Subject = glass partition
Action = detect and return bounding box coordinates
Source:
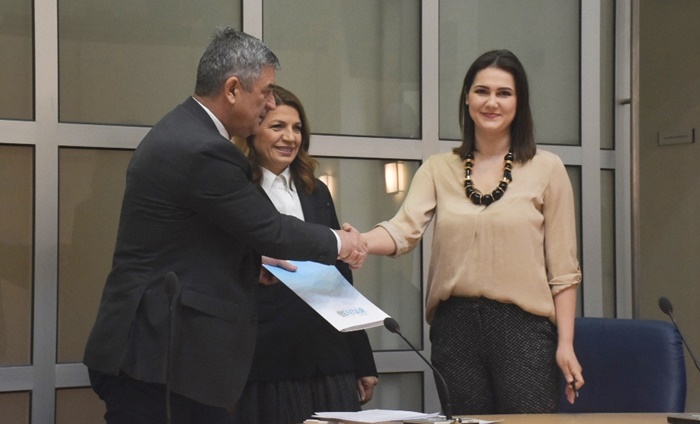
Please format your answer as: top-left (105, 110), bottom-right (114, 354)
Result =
top-left (56, 388), bottom-right (105, 424)
top-left (564, 165), bottom-right (583, 315)
top-left (439, 0), bottom-right (580, 145)
top-left (601, 0), bottom-right (616, 150)
top-left (58, 148), bottom-right (133, 362)
top-left (264, 0), bottom-right (421, 138)
top-left (58, 1), bottom-right (242, 126)
top-left (0, 391), bottom-right (30, 424)
top-left (601, 169), bottom-right (616, 317)
top-left (0, 145), bottom-right (33, 366)
top-left (0, 0), bottom-right (33, 120)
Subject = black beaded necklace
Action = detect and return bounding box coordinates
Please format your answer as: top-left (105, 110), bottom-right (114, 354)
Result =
top-left (463, 149), bottom-right (514, 206)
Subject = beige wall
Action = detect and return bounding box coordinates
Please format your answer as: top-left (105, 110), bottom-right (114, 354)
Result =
top-left (639, 0), bottom-right (700, 411)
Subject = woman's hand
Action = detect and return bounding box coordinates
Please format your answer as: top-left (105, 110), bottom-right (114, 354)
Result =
top-left (356, 376), bottom-right (379, 404)
top-left (557, 343), bottom-right (584, 404)
top-left (553, 286), bottom-right (583, 404)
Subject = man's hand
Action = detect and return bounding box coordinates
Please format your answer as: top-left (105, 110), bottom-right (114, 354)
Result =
top-left (336, 223), bottom-right (368, 270)
top-left (258, 256), bottom-right (297, 286)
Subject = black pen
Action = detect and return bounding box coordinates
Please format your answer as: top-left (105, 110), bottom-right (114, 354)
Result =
top-left (570, 378), bottom-right (579, 398)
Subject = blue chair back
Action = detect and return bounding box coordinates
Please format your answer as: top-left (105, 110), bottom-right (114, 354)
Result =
top-left (558, 317), bottom-right (686, 413)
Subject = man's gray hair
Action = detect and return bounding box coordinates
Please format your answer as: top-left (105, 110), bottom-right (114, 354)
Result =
top-left (195, 27), bottom-right (280, 96)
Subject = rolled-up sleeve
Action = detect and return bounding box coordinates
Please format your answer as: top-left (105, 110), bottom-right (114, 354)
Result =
top-left (375, 162), bottom-right (437, 258)
top-left (543, 157), bottom-right (582, 296)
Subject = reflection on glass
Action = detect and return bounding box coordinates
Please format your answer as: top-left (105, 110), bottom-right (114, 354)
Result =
top-left (384, 161), bottom-right (407, 194)
top-left (361, 372), bottom-right (423, 411)
top-left (0, 0), bottom-right (33, 120)
top-left (566, 165), bottom-right (583, 315)
top-left (601, 170), bottom-right (615, 317)
top-left (58, 1), bottom-right (242, 126)
top-left (0, 391), bottom-right (29, 424)
top-left (439, 0), bottom-right (580, 145)
top-left (58, 148), bottom-right (133, 363)
top-left (316, 157), bottom-right (423, 350)
top-left (264, 0), bottom-right (421, 138)
top-left (0, 145), bottom-right (33, 366)
top-left (56, 388), bottom-right (105, 424)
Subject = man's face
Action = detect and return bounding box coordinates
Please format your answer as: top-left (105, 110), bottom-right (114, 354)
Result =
top-left (229, 66), bottom-right (277, 138)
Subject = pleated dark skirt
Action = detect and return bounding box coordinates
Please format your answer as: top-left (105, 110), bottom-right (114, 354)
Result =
top-left (228, 372), bottom-right (360, 424)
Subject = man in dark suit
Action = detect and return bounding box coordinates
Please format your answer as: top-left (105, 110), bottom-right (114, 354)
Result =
top-left (83, 28), bottom-right (367, 424)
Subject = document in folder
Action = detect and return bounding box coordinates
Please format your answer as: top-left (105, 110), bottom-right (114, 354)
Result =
top-left (262, 260), bottom-right (389, 332)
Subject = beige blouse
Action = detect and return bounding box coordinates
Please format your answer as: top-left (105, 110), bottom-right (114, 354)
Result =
top-left (377, 149), bottom-right (581, 324)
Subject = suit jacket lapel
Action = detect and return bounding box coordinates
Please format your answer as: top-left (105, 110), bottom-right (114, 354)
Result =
top-left (297, 187), bottom-right (316, 223)
top-left (183, 96), bottom-right (253, 180)
top-left (182, 97), bottom-right (219, 133)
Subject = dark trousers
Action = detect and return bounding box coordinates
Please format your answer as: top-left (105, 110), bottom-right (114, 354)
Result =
top-left (89, 369), bottom-right (230, 424)
top-left (430, 296), bottom-right (559, 415)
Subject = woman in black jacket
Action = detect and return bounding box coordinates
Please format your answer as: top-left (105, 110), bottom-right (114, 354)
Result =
top-left (230, 86), bottom-right (378, 424)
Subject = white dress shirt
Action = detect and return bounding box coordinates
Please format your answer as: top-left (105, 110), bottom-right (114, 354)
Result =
top-left (259, 167), bottom-right (305, 221)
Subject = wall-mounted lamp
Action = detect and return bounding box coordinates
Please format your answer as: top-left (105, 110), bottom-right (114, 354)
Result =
top-left (384, 161), bottom-right (406, 194)
top-left (319, 173), bottom-right (336, 199)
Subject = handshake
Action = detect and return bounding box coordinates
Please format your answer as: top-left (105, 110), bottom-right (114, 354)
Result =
top-left (260, 223), bottom-right (371, 286)
top-left (261, 224), bottom-right (393, 285)
top-left (336, 223), bottom-right (369, 270)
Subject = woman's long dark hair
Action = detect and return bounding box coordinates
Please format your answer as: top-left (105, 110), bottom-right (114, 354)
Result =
top-left (453, 49), bottom-right (536, 162)
top-left (244, 85), bottom-right (318, 194)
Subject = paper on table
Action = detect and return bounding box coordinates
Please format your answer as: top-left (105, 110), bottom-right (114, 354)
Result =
top-left (262, 260), bottom-right (389, 332)
top-left (311, 409), bottom-right (500, 424)
top-left (312, 409), bottom-right (441, 423)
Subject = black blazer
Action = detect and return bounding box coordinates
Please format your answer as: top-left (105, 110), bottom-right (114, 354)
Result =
top-left (248, 179), bottom-right (377, 381)
top-left (83, 97), bottom-right (338, 408)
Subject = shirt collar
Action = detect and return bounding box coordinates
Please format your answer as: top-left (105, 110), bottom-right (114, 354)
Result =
top-left (260, 166), bottom-right (294, 192)
top-left (192, 97), bottom-right (230, 140)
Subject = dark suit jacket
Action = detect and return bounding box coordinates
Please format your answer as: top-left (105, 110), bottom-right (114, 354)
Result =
top-left (83, 97), bottom-right (338, 408)
top-left (248, 179), bottom-right (377, 382)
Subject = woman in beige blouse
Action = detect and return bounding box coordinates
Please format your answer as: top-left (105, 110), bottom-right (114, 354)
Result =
top-left (363, 49), bottom-right (584, 414)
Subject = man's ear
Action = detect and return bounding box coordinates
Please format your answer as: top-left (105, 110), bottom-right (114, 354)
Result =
top-left (224, 76), bottom-right (240, 104)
